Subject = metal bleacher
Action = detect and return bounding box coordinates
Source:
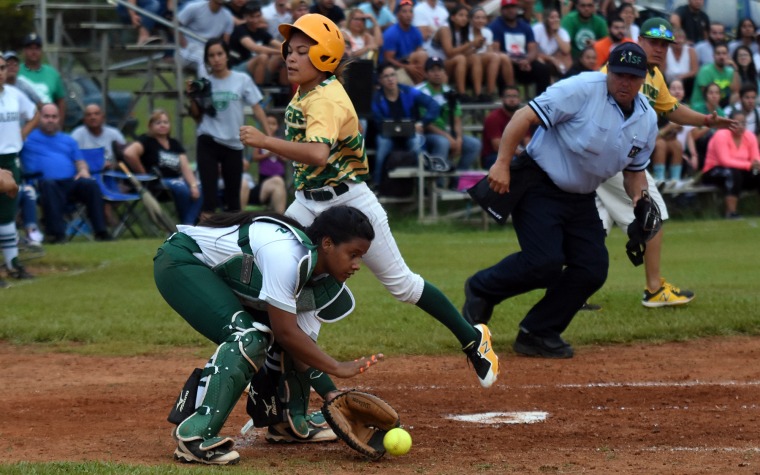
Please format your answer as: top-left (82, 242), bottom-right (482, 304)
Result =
top-left (19, 0), bottom-right (209, 144)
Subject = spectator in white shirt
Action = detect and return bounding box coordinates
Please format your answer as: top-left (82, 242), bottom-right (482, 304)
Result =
top-left (262, 0), bottom-right (292, 41)
top-left (71, 104), bottom-right (127, 170)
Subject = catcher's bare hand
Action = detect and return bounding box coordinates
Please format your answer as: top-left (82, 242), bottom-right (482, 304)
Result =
top-left (335, 353), bottom-right (384, 378)
top-left (239, 125), bottom-right (266, 148)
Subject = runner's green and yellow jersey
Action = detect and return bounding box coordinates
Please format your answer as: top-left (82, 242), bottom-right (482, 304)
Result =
top-left (285, 76), bottom-right (369, 190)
top-left (601, 64), bottom-right (679, 117)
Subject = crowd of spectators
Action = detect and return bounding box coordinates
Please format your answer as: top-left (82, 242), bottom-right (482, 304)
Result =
top-left (4, 0), bottom-right (760, 281)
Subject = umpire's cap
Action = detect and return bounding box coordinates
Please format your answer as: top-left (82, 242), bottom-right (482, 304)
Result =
top-left (608, 43), bottom-right (648, 78)
top-left (640, 18), bottom-right (675, 43)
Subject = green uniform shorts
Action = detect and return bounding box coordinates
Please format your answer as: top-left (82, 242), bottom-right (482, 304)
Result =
top-left (154, 233), bottom-right (259, 344)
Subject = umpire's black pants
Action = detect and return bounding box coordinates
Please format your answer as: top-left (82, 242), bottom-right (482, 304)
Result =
top-left (469, 179), bottom-right (608, 339)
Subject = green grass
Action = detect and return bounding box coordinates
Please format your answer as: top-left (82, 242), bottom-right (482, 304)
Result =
top-left (0, 461), bottom-right (272, 474)
top-left (3, 216), bottom-right (760, 360)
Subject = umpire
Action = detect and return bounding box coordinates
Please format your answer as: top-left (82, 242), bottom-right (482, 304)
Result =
top-left (463, 43), bottom-right (658, 358)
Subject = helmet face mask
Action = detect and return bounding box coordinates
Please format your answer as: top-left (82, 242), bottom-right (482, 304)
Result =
top-left (279, 14), bottom-right (345, 73)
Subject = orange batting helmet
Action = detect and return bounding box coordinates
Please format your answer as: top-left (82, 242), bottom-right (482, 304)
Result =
top-left (279, 13), bottom-right (345, 73)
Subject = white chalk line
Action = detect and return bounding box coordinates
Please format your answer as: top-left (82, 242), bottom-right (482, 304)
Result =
top-left (642, 446), bottom-right (760, 453)
top-left (355, 380), bottom-right (760, 391)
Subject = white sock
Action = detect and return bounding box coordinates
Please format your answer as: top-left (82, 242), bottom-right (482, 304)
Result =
top-left (0, 222), bottom-right (19, 269)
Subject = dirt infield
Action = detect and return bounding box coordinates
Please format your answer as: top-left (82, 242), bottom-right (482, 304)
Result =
top-left (4, 337), bottom-right (760, 473)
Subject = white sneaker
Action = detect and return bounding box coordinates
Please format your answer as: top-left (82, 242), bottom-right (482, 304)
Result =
top-left (27, 228), bottom-right (44, 247)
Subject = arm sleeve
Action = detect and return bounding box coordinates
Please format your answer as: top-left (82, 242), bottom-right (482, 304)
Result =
top-left (529, 74), bottom-right (588, 129)
top-left (256, 237), bottom-right (302, 314)
top-left (650, 69), bottom-right (680, 116)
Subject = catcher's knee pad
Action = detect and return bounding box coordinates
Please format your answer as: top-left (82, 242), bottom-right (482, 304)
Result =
top-left (177, 327), bottom-right (268, 442)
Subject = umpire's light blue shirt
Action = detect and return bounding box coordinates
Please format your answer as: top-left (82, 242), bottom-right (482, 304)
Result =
top-left (526, 72), bottom-right (657, 194)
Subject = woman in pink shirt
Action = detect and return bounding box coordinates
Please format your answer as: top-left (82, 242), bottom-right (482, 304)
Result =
top-left (703, 110), bottom-right (760, 218)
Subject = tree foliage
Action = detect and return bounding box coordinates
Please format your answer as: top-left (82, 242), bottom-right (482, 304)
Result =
top-left (0, 1), bottom-right (35, 52)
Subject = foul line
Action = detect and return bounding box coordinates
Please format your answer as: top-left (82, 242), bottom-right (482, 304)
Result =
top-left (356, 380), bottom-right (760, 391)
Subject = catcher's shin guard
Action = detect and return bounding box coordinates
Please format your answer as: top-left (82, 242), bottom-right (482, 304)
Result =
top-left (177, 325), bottom-right (267, 443)
top-left (280, 366), bottom-right (313, 438)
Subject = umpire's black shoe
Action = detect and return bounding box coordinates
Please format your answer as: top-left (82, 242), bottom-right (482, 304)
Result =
top-left (462, 277), bottom-right (494, 325)
top-left (513, 330), bottom-right (574, 359)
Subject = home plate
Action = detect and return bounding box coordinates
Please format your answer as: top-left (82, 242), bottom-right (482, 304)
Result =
top-left (446, 411), bottom-right (549, 425)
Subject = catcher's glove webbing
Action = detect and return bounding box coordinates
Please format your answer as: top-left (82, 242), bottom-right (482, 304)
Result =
top-left (322, 390), bottom-right (400, 460)
top-left (625, 190), bottom-right (663, 266)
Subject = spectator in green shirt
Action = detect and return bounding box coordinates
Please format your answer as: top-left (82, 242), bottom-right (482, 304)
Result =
top-left (17, 33), bottom-right (66, 127)
top-left (560, 0), bottom-right (608, 59)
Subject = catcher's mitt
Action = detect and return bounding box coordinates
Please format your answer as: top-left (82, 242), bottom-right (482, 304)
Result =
top-left (626, 190), bottom-right (663, 266)
top-left (322, 390), bottom-right (400, 460)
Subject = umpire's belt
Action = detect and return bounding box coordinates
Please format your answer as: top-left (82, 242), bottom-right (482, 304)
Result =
top-left (302, 182), bottom-right (349, 201)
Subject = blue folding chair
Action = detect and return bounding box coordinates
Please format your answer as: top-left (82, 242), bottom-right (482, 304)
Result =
top-left (79, 147), bottom-right (145, 239)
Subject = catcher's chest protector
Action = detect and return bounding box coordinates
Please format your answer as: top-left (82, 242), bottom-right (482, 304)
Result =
top-left (211, 217), bottom-right (318, 309)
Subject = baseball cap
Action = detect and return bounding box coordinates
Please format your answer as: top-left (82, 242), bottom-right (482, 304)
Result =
top-left (640, 17), bottom-right (675, 43)
top-left (22, 33), bottom-right (43, 47)
top-left (607, 43), bottom-right (648, 77)
top-left (425, 57), bottom-right (445, 71)
top-left (242, 0), bottom-right (261, 14)
top-left (394, 0), bottom-right (413, 13)
top-left (3, 51), bottom-right (19, 61)
top-left (501, 0), bottom-right (518, 6)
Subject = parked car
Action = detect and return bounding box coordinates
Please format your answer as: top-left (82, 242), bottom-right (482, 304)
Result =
top-left (64, 76), bottom-right (137, 138)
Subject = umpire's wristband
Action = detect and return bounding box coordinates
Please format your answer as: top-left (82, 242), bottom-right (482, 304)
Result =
top-left (306, 367), bottom-right (337, 398)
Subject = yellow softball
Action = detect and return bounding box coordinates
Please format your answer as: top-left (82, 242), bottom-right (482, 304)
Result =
top-left (383, 427), bottom-right (412, 456)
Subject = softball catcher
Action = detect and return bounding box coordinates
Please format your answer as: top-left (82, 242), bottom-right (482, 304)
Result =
top-left (155, 206), bottom-right (382, 465)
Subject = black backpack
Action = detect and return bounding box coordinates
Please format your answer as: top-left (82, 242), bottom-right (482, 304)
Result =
top-left (378, 150), bottom-right (418, 197)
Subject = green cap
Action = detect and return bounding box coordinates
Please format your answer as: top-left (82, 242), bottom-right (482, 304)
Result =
top-left (640, 17), bottom-right (675, 43)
